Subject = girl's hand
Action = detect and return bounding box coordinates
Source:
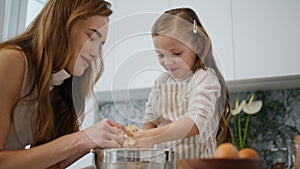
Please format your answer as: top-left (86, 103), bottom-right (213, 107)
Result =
top-left (134, 137), bottom-right (155, 148)
top-left (133, 130), bottom-right (143, 138)
top-left (133, 130), bottom-right (155, 148)
top-left (83, 118), bottom-right (125, 149)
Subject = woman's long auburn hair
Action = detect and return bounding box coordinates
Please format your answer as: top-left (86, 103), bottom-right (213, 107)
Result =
top-left (0, 0), bottom-right (112, 146)
top-left (152, 8), bottom-right (232, 145)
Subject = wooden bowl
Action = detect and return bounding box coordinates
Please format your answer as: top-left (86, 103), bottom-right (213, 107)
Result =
top-left (178, 158), bottom-right (264, 169)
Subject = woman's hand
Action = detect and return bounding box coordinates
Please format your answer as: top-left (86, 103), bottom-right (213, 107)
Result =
top-left (83, 118), bottom-right (125, 149)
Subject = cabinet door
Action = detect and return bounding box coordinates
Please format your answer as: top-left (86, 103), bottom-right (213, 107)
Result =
top-left (170, 0), bottom-right (235, 81)
top-left (102, 0), bottom-right (169, 91)
top-left (232, 0), bottom-right (300, 79)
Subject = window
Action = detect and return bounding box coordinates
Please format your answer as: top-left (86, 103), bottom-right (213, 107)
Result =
top-left (25, 0), bottom-right (46, 27)
top-left (0, 0), bottom-right (46, 41)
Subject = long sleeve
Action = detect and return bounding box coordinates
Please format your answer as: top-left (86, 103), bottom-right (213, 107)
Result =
top-left (143, 73), bottom-right (167, 127)
top-left (184, 68), bottom-right (221, 142)
top-left (143, 89), bottom-right (160, 126)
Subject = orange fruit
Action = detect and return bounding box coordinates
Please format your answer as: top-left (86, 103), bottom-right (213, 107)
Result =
top-left (238, 148), bottom-right (260, 160)
top-left (213, 143), bottom-right (239, 159)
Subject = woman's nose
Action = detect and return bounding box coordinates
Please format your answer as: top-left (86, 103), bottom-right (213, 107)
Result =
top-left (90, 49), bottom-right (99, 59)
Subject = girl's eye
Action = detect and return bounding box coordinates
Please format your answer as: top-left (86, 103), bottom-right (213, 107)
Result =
top-left (157, 54), bottom-right (164, 58)
top-left (173, 52), bottom-right (181, 56)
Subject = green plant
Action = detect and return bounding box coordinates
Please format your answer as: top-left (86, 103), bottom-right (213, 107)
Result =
top-left (231, 94), bottom-right (263, 150)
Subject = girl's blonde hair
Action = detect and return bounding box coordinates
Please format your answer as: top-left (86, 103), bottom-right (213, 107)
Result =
top-left (152, 8), bottom-right (232, 145)
top-left (0, 0), bottom-right (112, 146)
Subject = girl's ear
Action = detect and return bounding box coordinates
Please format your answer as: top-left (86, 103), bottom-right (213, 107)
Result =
top-left (194, 38), bottom-right (203, 57)
top-left (194, 34), bottom-right (210, 60)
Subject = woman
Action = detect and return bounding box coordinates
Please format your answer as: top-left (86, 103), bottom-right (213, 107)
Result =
top-left (0, 0), bottom-right (125, 168)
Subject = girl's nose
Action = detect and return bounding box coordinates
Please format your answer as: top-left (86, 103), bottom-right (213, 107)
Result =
top-left (164, 56), bottom-right (175, 66)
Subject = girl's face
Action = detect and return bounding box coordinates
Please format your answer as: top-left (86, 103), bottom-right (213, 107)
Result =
top-left (153, 35), bottom-right (196, 79)
top-left (67, 15), bottom-right (109, 76)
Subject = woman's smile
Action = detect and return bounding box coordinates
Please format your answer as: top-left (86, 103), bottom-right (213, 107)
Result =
top-left (80, 55), bottom-right (91, 68)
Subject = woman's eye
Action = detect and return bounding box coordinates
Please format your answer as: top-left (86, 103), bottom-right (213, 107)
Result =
top-left (87, 34), bottom-right (94, 41)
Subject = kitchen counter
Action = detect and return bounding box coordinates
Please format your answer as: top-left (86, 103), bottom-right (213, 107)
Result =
top-left (96, 74), bottom-right (300, 103)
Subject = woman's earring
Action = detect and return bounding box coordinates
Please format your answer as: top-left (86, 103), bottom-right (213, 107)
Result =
top-left (193, 19), bottom-right (197, 34)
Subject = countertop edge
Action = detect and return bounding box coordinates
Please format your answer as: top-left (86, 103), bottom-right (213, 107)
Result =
top-left (95, 75), bottom-right (300, 103)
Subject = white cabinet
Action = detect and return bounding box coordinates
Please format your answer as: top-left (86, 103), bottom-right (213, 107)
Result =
top-left (95, 0), bottom-right (169, 92)
top-left (96, 0), bottom-right (235, 92)
top-left (94, 0), bottom-right (116, 92)
top-left (95, 0), bottom-right (300, 92)
top-left (170, 0), bottom-right (235, 81)
top-left (231, 0), bottom-right (300, 80)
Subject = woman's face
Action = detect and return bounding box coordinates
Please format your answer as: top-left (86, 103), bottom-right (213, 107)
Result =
top-left (67, 15), bottom-right (109, 76)
top-left (153, 35), bottom-right (196, 79)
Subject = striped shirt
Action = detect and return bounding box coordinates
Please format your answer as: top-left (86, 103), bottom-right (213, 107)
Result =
top-left (143, 68), bottom-right (222, 163)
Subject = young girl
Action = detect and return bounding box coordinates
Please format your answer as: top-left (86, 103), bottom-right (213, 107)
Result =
top-left (135, 7), bottom-right (232, 161)
top-left (0, 0), bottom-right (126, 168)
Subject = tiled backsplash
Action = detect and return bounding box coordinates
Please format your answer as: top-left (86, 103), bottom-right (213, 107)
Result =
top-left (230, 89), bottom-right (300, 168)
top-left (96, 88), bottom-right (300, 169)
top-left (97, 99), bottom-right (147, 129)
